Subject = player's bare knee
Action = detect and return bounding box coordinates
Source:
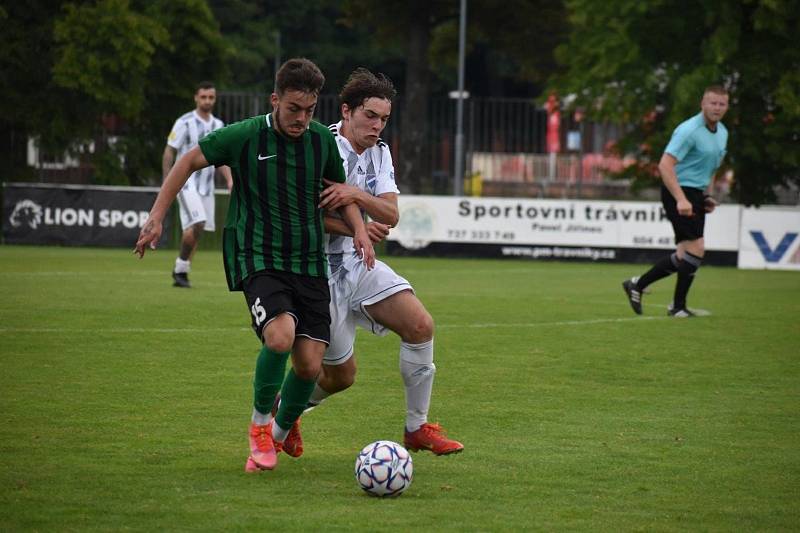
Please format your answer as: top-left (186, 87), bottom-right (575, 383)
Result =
top-left (262, 314), bottom-right (295, 352)
top-left (293, 360), bottom-right (321, 381)
top-left (334, 369), bottom-right (356, 391)
top-left (262, 326), bottom-right (294, 353)
top-left (420, 311), bottom-right (434, 338)
top-left (405, 311), bottom-right (434, 344)
top-left (325, 359), bottom-right (356, 392)
top-left (264, 335), bottom-right (293, 353)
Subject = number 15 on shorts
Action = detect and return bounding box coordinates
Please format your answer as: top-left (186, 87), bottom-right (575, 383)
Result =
top-left (251, 297), bottom-right (267, 326)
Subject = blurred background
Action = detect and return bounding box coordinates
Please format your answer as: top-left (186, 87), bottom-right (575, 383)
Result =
top-left (2, 0), bottom-right (798, 205)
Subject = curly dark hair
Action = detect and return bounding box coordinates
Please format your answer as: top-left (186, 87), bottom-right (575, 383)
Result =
top-left (275, 58), bottom-right (325, 96)
top-left (339, 68), bottom-right (396, 110)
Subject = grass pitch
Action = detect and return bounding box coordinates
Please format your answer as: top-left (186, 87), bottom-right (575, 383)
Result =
top-left (1, 245), bottom-right (799, 531)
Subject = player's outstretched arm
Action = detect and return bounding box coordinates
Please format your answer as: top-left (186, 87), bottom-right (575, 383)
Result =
top-left (324, 215), bottom-right (390, 245)
top-left (135, 146), bottom-right (210, 258)
top-left (323, 214), bottom-right (352, 237)
top-left (319, 180), bottom-right (363, 210)
top-left (320, 179), bottom-right (398, 226)
top-left (361, 192), bottom-right (398, 227)
top-left (339, 203), bottom-right (375, 270)
top-left (365, 221), bottom-right (391, 243)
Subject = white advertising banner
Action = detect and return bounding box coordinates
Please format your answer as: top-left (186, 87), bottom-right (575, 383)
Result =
top-left (388, 196), bottom-right (739, 255)
top-left (738, 206), bottom-right (800, 270)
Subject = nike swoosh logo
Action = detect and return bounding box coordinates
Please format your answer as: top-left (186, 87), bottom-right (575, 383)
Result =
top-left (258, 154), bottom-right (276, 160)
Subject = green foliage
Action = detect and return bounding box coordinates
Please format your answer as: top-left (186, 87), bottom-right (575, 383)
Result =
top-left (143, 0), bottom-right (229, 100)
top-left (53, 0), bottom-right (168, 118)
top-left (0, 0), bottom-right (228, 186)
top-left (0, 1), bottom-right (90, 167)
top-left (551, 0), bottom-right (800, 205)
top-left (342, 0), bottom-right (566, 95)
top-left (207, 0), bottom-right (277, 90)
top-left (90, 142), bottom-right (131, 185)
top-left (120, 0), bottom-right (230, 184)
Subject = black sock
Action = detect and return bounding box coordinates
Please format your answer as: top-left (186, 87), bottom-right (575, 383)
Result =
top-left (673, 252), bottom-right (702, 309)
top-left (636, 253), bottom-right (680, 291)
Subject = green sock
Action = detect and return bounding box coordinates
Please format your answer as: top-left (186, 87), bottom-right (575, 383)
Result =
top-left (275, 368), bottom-right (317, 431)
top-left (253, 346), bottom-right (290, 415)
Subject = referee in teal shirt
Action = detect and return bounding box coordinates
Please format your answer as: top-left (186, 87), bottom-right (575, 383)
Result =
top-left (624, 85), bottom-right (730, 317)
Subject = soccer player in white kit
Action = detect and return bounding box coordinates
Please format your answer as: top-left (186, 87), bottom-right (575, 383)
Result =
top-left (279, 68), bottom-right (463, 456)
top-left (163, 81), bottom-right (232, 288)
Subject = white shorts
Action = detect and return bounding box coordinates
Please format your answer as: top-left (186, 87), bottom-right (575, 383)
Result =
top-left (324, 253), bottom-right (413, 365)
top-left (177, 188), bottom-right (215, 231)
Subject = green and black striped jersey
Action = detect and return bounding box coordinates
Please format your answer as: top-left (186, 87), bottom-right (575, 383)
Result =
top-left (199, 113), bottom-right (346, 290)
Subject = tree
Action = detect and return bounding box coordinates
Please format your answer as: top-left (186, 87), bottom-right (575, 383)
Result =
top-left (550, 0), bottom-right (800, 205)
top-left (0, 0), bottom-right (228, 186)
top-left (207, 0), bottom-right (278, 90)
top-left (341, 0), bottom-right (567, 193)
top-left (125, 0), bottom-right (229, 185)
top-left (0, 0), bottom-right (88, 181)
top-left (54, 1), bottom-right (168, 119)
top-left (52, 0), bottom-right (229, 185)
top-left (428, 1), bottom-right (567, 97)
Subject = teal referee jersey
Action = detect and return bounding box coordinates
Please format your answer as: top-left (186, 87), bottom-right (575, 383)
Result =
top-left (664, 112), bottom-right (728, 189)
top-left (199, 113), bottom-right (346, 290)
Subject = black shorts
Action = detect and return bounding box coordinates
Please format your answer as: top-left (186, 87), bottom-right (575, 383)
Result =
top-left (661, 185), bottom-right (706, 244)
top-left (242, 269), bottom-right (331, 345)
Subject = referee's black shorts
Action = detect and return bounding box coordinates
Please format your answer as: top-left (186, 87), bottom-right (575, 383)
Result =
top-left (661, 185), bottom-right (706, 244)
top-left (242, 269), bottom-right (331, 345)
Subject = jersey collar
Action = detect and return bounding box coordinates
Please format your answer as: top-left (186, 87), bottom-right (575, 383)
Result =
top-left (267, 112), bottom-right (310, 141)
top-left (334, 120), bottom-right (359, 156)
top-left (193, 110), bottom-right (214, 124)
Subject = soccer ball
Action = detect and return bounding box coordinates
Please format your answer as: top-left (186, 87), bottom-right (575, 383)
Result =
top-left (354, 440), bottom-right (413, 497)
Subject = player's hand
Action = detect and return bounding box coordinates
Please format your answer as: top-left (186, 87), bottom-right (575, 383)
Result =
top-left (319, 179), bottom-right (362, 210)
top-left (134, 217), bottom-right (162, 258)
top-left (677, 198), bottom-right (693, 217)
top-left (703, 195), bottom-right (718, 213)
top-left (366, 221), bottom-right (391, 244)
top-left (353, 229), bottom-right (376, 270)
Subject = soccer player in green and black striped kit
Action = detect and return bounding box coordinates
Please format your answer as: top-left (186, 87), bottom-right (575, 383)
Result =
top-left (135, 58), bottom-right (375, 472)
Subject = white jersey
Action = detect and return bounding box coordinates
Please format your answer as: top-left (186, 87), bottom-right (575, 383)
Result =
top-left (326, 121), bottom-right (400, 273)
top-left (167, 110), bottom-right (224, 196)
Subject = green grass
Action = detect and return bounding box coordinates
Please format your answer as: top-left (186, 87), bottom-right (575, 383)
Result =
top-left (1, 245), bottom-right (799, 531)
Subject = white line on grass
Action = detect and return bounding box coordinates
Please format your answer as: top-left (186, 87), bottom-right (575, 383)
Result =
top-left (437, 316), bottom-right (669, 328)
top-left (0, 271), bottom-right (166, 277)
top-left (590, 298), bottom-right (713, 316)
top-left (0, 327), bottom-right (250, 334)
top-left (0, 315), bottom-right (669, 335)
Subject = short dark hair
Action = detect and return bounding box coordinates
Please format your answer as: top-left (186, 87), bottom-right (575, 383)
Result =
top-left (196, 81), bottom-right (215, 93)
top-left (339, 68), bottom-right (396, 110)
top-left (704, 85), bottom-right (728, 96)
top-left (275, 58), bottom-right (325, 96)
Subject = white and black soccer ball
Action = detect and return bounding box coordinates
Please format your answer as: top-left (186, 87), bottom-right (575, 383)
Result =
top-left (354, 440), bottom-right (413, 497)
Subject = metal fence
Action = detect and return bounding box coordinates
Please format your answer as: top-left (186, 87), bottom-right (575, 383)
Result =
top-left (216, 91), bottom-right (625, 197)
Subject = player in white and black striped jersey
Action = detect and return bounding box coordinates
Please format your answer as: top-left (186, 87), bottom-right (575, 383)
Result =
top-left (275, 68), bottom-right (463, 457)
top-left (163, 81), bottom-right (232, 288)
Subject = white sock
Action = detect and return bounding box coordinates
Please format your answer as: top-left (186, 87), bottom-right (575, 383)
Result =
top-left (308, 383), bottom-right (331, 408)
top-left (271, 421), bottom-right (289, 443)
top-left (174, 258), bottom-right (191, 274)
top-left (400, 339), bottom-right (435, 432)
top-left (251, 407), bottom-right (272, 426)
